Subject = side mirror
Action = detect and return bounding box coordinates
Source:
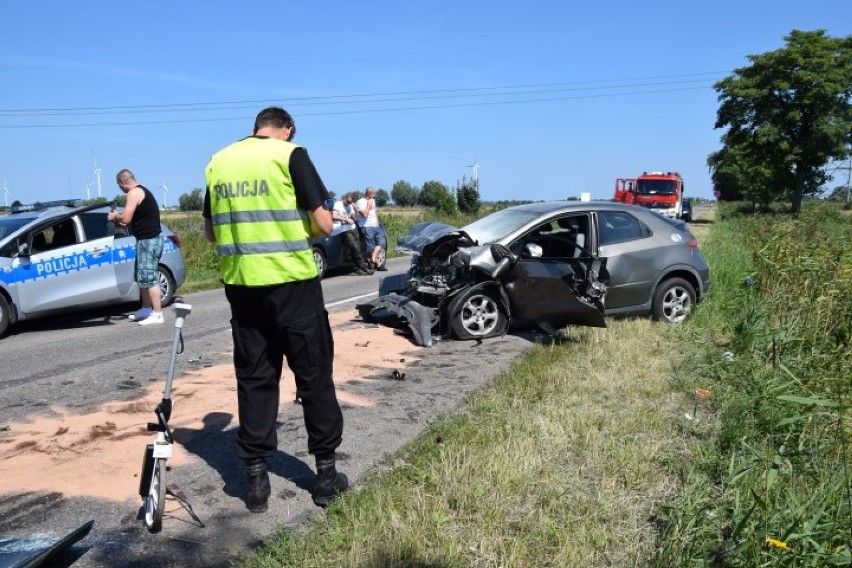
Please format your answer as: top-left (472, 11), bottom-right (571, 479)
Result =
top-left (523, 243), bottom-right (543, 259)
top-left (14, 242), bottom-right (29, 258)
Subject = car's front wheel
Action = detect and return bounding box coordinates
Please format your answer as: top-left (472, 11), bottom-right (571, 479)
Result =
top-left (0, 295), bottom-right (10, 337)
top-left (158, 266), bottom-right (177, 307)
top-left (313, 247), bottom-right (327, 279)
top-left (652, 277), bottom-right (695, 323)
top-left (451, 289), bottom-right (508, 340)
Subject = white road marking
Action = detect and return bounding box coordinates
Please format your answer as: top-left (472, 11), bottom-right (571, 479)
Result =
top-left (325, 291), bottom-right (378, 309)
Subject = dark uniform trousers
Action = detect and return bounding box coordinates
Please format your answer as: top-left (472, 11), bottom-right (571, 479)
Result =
top-left (224, 278), bottom-right (343, 462)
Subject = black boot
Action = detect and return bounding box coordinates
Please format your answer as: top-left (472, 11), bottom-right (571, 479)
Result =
top-left (245, 459), bottom-right (270, 513)
top-left (311, 455), bottom-right (348, 507)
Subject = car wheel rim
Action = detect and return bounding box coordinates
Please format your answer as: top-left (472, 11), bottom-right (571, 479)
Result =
top-left (662, 285), bottom-right (691, 323)
top-left (158, 272), bottom-right (170, 298)
top-left (460, 294), bottom-right (500, 336)
top-left (313, 251), bottom-right (324, 274)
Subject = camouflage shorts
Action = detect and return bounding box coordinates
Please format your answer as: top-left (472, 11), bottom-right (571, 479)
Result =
top-left (135, 236), bottom-right (164, 288)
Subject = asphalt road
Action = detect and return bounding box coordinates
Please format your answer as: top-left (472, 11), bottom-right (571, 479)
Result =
top-left (0, 255), bottom-right (540, 567)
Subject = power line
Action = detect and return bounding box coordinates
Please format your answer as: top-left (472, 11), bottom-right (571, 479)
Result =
top-left (0, 71), bottom-right (725, 115)
top-left (1, 78), bottom-right (717, 118)
top-left (0, 85), bottom-right (715, 129)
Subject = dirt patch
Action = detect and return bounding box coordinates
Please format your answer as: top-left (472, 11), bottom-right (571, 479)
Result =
top-left (0, 310), bottom-right (420, 502)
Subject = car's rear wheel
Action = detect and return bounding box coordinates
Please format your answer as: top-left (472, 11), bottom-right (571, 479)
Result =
top-left (451, 289), bottom-right (507, 340)
top-left (158, 266), bottom-right (177, 307)
top-left (0, 295), bottom-right (10, 337)
top-left (313, 247), bottom-right (327, 280)
top-left (652, 277), bottom-right (695, 323)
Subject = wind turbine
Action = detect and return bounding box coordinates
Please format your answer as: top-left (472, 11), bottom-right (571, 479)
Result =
top-left (91, 152), bottom-right (102, 198)
top-left (467, 158), bottom-right (480, 186)
top-left (76, 180), bottom-right (93, 201)
top-left (160, 183), bottom-right (169, 210)
top-left (2, 181), bottom-right (8, 208)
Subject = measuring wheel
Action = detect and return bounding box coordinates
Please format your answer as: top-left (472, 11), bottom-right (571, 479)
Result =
top-left (144, 458), bottom-right (167, 533)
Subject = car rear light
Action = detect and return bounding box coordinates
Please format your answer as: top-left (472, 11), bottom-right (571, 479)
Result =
top-left (167, 234), bottom-right (181, 247)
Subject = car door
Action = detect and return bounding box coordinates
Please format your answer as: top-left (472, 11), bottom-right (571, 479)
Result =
top-left (15, 215), bottom-right (120, 314)
top-left (503, 214), bottom-right (606, 328)
top-left (595, 210), bottom-right (659, 309)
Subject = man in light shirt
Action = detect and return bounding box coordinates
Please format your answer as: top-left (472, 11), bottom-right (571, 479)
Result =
top-left (354, 187), bottom-right (387, 271)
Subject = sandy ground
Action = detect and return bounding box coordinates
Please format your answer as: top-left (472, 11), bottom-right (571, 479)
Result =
top-left (0, 306), bottom-right (536, 567)
top-left (0, 311), bottom-right (418, 503)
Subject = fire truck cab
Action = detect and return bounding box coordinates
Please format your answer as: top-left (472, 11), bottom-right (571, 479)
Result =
top-left (613, 171), bottom-right (685, 220)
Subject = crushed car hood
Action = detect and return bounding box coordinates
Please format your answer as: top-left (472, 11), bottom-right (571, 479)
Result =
top-left (395, 222), bottom-right (475, 256)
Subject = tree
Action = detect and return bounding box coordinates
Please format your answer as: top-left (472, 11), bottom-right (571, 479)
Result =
top-left (710, 30), bottom-right (852, 213)
top-left (456, 176), bottom-right (481, 214)
top-left (179, 188), bottom-right (204, 211)
top-left (391, 180), bottom-right (419, 206)
top-left (375, 188), bottom-right (390, 207)
top-left (113, 193), bottom-right (127, 207)
top-left (418, 180), bottom-right (452, 209)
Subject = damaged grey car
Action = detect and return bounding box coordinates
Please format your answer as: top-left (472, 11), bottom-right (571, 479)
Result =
top-left (357, 201), bottom-right (710, 347)
top-left (357, 203), bottom-right (611, 346)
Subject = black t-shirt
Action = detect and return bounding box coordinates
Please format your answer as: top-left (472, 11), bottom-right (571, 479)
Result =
top-left (203, 142), bottom-right (329, 219)
top-left (132, 186), bottom-right (162, 240)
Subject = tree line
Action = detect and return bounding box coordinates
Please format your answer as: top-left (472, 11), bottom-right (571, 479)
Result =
top-left (173, 177), bottom-right (483, 215)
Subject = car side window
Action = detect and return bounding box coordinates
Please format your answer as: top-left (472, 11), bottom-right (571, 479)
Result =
top-left (27, 220), bottom-right (79, 253)
top-left (79, 212), bottom-right (113, 241)
top-left (597, 211), bottom-right (646, 245)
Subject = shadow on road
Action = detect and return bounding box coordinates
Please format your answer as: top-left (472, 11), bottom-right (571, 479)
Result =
top-left (173, 412), bottom-right (316, 501)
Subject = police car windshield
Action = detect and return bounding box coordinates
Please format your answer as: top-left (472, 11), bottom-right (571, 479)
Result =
top-left (0, 217), bottom-right (34, 240)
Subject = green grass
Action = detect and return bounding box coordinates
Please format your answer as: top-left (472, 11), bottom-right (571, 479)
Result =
top-left (242, 319), bottom-right (686, 567)
top-left (168, 204), bottom-right (851, 566)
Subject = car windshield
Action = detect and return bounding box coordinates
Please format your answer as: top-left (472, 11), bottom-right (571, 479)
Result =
top-left (0, 217), bottom-right (34, 240)
top-left (461, 209), bottom-right (541, 244)
top-left (636, 180), bottom-right (677, 195)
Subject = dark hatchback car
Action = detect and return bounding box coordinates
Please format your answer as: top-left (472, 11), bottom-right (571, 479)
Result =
top-left (358, 201), bottom-right (710, 346)
top-left (310, 224), bottom-right (387, 278)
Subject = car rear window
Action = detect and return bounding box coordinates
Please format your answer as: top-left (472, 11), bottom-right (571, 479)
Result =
top-left (0, 216), bottom-right (34, 240)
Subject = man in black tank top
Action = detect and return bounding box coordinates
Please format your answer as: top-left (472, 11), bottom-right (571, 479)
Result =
top-left (108, 169), bottom-right (165, 325)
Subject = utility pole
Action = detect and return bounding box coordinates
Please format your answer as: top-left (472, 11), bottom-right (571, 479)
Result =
top-left (844, 155), bottom-right (851, 203)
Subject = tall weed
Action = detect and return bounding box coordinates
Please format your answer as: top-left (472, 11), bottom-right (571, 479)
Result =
top-left (654, 203), bottom-right (852, 566)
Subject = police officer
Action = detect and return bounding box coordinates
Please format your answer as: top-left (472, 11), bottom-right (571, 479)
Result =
top-left (203, 107), bottom-right (347, 511)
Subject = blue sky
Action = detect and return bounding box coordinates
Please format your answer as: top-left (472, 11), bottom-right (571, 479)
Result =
top-left (1, 1), bottom-right (849, 207)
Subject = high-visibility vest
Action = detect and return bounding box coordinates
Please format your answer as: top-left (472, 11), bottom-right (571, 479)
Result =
top-left (205, 137), bottom-right (318, 286)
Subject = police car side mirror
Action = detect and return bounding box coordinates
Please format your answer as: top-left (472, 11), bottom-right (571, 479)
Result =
top-left (323, 198), bottom-right (335, 212)
top-left (16, 241), bottom-right (31, 258)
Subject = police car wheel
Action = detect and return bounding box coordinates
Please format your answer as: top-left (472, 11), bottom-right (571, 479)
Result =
top-left (0, 295), bottom-right (10, 337)
top-left (157, 267), bottom-right (177, 307)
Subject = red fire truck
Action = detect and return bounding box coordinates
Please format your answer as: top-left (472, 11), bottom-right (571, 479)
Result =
top-left (613, 171), bottom-right (685, 220)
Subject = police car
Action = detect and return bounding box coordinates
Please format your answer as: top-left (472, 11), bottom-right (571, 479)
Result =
top-left (0, 201), bottom-right (186, 337)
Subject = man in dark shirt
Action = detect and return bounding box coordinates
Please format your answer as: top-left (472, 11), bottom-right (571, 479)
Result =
top-left (108, 169), bottom-right (164, 325)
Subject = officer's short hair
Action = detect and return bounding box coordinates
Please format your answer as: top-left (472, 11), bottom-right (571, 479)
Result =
top-left (254, 107), bottom-right (296, 140)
